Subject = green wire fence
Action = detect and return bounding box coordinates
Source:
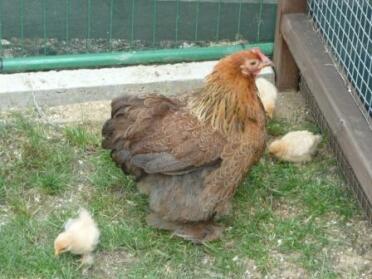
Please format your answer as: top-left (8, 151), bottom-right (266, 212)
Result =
top-left (0, 0), bottom-right (277, 72)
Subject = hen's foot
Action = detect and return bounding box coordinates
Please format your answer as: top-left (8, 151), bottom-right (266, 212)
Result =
top-left (146, 213), bottom-right (223, 244)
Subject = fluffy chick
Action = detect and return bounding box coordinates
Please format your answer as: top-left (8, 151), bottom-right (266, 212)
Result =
top-left (268, 130), bottom-right (322, 163)
top-left (256, 76), bottom-right (278, 119)
top-left (54, 208), bottom-right (100, 264)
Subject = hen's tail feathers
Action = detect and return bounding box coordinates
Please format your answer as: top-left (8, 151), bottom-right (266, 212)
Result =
top-left (146, 213), bottom-right (223, 244)
top-left (102, 96), bottom-right (142, 149)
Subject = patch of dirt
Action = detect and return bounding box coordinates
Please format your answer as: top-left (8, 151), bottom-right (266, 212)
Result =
top-left (34, 88), bottom-right (309, 126)
top-left (326, 218), bottom-right (372, 278)
top-left (272, 201), bottom-right (302, 219)
top-left (275, 90), bottom-right (312, 124)
top-left (267, 251), bottom-right (308, 279)
top-left (240, 258), bottom-right (262, 279)
top-left (46, 100), bottom-right (111, 124)
top-left (21, 184), bottom-right (93, 222)
top-left (332, 250), bottom-right (371, 278)
top-left (87, 250), bottom-right (137, 278)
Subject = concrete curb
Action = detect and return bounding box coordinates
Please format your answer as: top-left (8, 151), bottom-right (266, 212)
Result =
top-left (0, 61), bottom-right (275, 110)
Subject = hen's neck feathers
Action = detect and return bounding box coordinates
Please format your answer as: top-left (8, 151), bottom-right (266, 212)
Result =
top-left (189, 58), bottom-right (265, 134)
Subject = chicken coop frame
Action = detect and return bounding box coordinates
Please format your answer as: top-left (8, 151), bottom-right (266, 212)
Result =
top-left (0, 0), bottom-right (277, 73)
top-left (274, 0), bottom-right (372, 221)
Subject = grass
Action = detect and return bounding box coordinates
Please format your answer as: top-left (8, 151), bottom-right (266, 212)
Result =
top-left (0, 111), bottom-right (369, 279)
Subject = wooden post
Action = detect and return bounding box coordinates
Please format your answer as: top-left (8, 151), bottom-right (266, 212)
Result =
top-left (273, 0), bottom-right (307, 91)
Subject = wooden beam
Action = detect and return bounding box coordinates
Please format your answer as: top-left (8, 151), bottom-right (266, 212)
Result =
top-left (273, 0), bottom-right (307, 91)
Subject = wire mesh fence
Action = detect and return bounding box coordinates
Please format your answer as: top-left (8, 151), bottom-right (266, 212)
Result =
top-left (0, 0), bottom-right (277, 58)
top-left (300, 78), bottom-right (372, 221)
top-left (308, 0), bottom-right (372, 126)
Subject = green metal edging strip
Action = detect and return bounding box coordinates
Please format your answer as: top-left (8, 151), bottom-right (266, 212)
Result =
top-left (0, 42), bottom-right (273, 73)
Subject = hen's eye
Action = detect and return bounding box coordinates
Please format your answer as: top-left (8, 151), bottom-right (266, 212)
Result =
top-left (250, 61), bottom-right (257, 66)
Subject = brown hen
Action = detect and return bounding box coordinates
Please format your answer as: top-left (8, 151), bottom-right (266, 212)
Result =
top-left (102, 48), bottom-right (272, 243)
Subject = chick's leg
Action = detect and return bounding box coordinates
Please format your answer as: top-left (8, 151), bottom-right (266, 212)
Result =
top-left (79, 253), bottom-right (94, 269)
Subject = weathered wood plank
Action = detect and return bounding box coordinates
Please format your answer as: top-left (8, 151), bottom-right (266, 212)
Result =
top-left (273, 0), bottom-right (307, 90)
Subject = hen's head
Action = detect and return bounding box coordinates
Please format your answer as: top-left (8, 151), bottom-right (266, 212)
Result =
top-left (191, 48), bottom-right (271, 133)
top-left (224, 48), bottom-right (273, 78)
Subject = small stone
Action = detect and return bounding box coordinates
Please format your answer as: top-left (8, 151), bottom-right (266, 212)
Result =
top-left (1, 39), bottom-right (11, 46)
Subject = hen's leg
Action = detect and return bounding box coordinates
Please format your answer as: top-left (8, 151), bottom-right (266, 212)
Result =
top-left (146, 213), bottom-right (223, 244)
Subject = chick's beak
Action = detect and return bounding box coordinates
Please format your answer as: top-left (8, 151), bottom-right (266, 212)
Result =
top-left (55, 246), bottom-right (64, 256)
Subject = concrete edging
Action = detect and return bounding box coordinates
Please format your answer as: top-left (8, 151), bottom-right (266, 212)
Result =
top-left (0, 60), bottom-right (275, 110)
top-left (0, 61), bottom-right (219, 110)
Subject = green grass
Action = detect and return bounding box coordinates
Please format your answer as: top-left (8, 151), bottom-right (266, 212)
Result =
top-left (64, 125), bottom-right (100, 149)
top-left (0, 112), bottom-right (367, 278)
top-left (1, 114), bottom-right (74, 195)
top-left (267, 118), bottom-right (320, 136)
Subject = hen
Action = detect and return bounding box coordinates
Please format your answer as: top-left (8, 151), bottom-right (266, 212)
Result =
top-left (102, 48), bottom-right (272, 243)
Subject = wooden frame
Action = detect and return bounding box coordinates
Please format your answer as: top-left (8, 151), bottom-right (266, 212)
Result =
top-left (273, 0), bottom-right (307, 91)
top-left (280, 13), bottom-right (372, 220)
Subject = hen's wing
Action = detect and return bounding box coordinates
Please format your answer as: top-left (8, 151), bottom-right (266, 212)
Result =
top-left (102, 95), bottom-right (226, 177)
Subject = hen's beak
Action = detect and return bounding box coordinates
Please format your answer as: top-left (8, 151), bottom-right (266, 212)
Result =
top-left (259, 55), bottom-right (274, 70)
top-left (252, 48), bottom-right (274, 69)
top-left (260, 59), bottom-right (274, 69)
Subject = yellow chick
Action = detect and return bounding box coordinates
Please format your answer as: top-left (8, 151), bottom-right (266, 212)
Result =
top-left (54, 208), bottom-right (100, 265)
top-left (268, 130), bottom-right (322, 163)
top-left (256, 77), bottom-right (278, 119)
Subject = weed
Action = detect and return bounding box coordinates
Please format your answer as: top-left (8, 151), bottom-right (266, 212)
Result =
top-left (64, 125), bottom-right (99, 149)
